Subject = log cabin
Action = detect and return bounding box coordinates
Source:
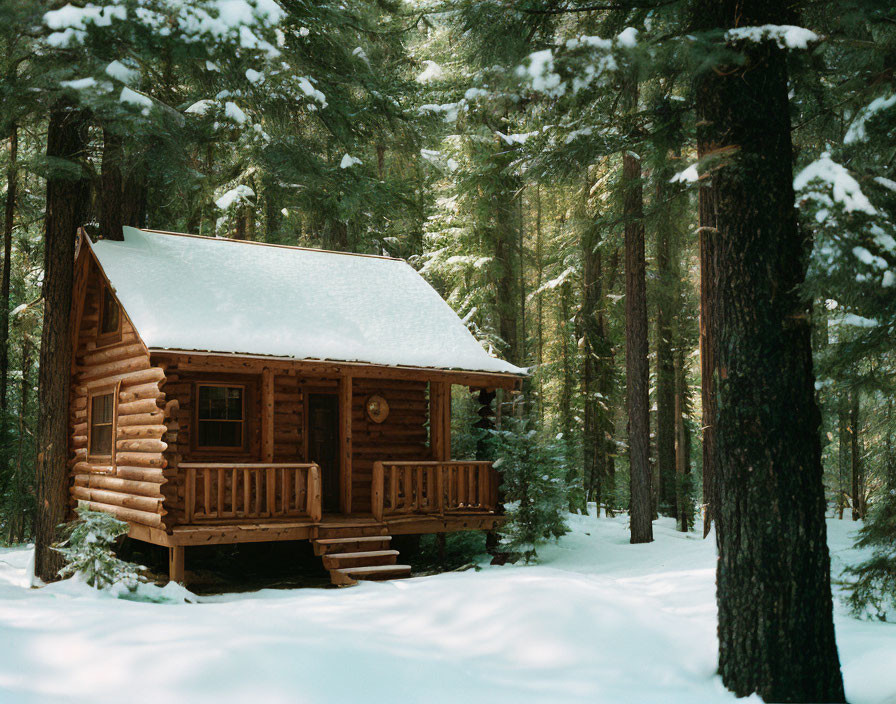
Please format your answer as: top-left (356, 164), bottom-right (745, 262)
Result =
top-left (69, 226), bottom-right (525, 585)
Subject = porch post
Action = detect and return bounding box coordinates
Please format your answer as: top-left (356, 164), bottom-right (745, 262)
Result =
top-left (339, 374), bottom-right (352, 514)
top-left (262, 367), bottom-right (275, 515)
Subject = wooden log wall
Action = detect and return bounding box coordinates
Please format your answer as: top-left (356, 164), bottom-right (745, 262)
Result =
top-left (156, 358), bottom-right (266, 526)
top-left (274, 373), bottom-right (303, 461)
top-left (351, 378), bottom-right (429, 514)
top-left (69, 264), bottom-right (169, 530)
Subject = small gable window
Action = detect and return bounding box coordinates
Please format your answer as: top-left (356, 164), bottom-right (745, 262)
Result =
top-left (196, 385), bottom-right (245, 449)
top-left (98, 284), bottom-right (121, 344)
top-left (89, 391), bottom-right (115, 459)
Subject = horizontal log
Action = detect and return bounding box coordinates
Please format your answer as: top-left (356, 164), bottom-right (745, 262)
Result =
top-left (82, 366), bottom-right (165, 392)
top-left (118, 425), bottom-right (167, 440)
top-left (117, 438), bottom-right (168, 453)
top-left (72, 396), bottom-right (87, 410)
top-left (72, 436), bottom-right (87, 449)
top-left (71, 498), bottom-right (164, 528)
top-left (119, 382), bottom-right (163, 403)
top-left (117, 411), bottom-right (165, 427)
top-left (79, 343), bottom-right (146, 367)
top-left (116, 466), bottom-right (167, 483)
top-left (78, 355), bottom-right (149, 382)
top-left (119, 398), bottom-right (164, 416)
top-left (71, 461), bottom-right (114, 475)
top-left (72, 486), bottom-right (163, 513)
top-left (73, 473), bottom-right (164, 498)
top-left (116, 452), bottom-right (167, 469)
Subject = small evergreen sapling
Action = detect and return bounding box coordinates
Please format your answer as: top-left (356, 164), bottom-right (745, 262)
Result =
top-left (54, 507), bottom-right (143, 590)
top-left (847, 485), bottom-right (896, 621)
top-left (493, 415), bottom-right (569, 562)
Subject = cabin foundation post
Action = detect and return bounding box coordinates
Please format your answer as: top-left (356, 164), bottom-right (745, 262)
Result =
top-left (168, 545), bottom-right (185, 583)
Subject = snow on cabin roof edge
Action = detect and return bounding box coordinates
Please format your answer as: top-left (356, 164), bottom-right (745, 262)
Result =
top-left (88, 227), bottom-right (528, 378)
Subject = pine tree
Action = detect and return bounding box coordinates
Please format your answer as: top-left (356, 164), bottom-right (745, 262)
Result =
top-left (691, 0), bottom-right (846, 698)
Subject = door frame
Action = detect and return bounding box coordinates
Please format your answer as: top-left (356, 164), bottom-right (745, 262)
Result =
top-left (303, 387), bottom-right (344, 514)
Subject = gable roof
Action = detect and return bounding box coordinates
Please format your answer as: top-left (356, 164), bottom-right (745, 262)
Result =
top-left (88, 227), bottom-right (525, 377)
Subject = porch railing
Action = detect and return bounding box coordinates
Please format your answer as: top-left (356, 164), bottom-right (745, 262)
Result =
top-left (181, 463), bottom-right (322, 523)
top-left (371, 460), bottom-right (500, 521)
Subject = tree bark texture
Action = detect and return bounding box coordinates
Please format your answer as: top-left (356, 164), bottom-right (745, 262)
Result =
top-left (655, 171), bottom-right (678, 518)
top-left (1, 123), bottom-right (16, 436)
top-left (850, 392), bottom-right (864, 521)
top-left (623, 77), bottom-right (652, 544)
top-left (693, 0), bottom-right (846, 698)
top-left (99, 129), bottom-right (124, 241)
top-left (34, 103), bottom-right (89, 583)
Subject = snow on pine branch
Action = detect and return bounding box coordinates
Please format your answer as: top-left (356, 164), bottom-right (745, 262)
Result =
top-left (725, 25), bottom-right (819, 50)
top-left (516, 27), bottom-right (639, 98)
top-left (528, 267), bottom-right (576, 301)
top-left (794, 153), bottom-right (876, 216)
top-left (844, 94), bottom-right (896, 145)
top-left (215, 184), bottom-right (255, 210)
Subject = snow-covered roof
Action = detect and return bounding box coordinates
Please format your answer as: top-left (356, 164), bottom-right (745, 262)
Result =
top-left (89, 227), bottom-right (524, 377)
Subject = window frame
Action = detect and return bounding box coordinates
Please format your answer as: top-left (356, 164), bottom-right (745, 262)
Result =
top-left (192, 382), bottom-right (250, 454)
top-left (87, 383), bottom-right (119, 463)
top-left (96, 282), bottom-right (122, 347)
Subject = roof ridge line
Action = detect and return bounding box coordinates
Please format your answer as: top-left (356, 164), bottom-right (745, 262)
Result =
top-left (136, 228), bottom-right (405, 262)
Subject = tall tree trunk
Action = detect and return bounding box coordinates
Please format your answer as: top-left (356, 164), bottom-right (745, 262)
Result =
top-left (1, 122), bottom-right (17, 446)
top-left (34, 103), bottom-right (89, 583)
top-left (673, 349), bottom-right (692, 532)
top-left (99, 129), bottom-right (124, 241)
top-left (837, 391), bottom-right (849, 520)
top-left (623, 76), bottom-right (652, 544)
top-left (693, 1), bottom-right (846, 698)
top-left (9, 331), bottom-right (31, 544)
top-left (534, 186), bottom-right (544, 424)
top-left (655, 172), bottom-right (677, 519)
top-left (850, 391), bottom-right (864, 521)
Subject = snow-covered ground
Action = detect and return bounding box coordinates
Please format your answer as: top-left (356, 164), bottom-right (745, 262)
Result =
top-left (0, 514), bottom-right (892, 704)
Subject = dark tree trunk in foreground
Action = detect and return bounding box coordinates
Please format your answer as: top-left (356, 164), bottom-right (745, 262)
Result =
top-left (1, 123), bottom-right (17, 438)
top-left (34, 104), bottom-right (89, 583)
top-left (623, 77), bottom-right (652, 544)
top-left (99, 129), bottom-right (124, 241)
top-left (693, 1), bottom-right (846, 699)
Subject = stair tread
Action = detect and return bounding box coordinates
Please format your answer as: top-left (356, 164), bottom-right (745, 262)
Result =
top-left (315, 536), bottom-right (392, 545)
top-left (325, 550), bottom-right (399, 560)
top-left (337, 564), bottom-right (411, 575)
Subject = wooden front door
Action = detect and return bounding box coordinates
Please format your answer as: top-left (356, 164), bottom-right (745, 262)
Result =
top-left (308, 393), bottom-right (340, 513)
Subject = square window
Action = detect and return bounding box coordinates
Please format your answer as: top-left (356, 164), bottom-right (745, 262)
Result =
top-left (197, 385), bottom-right (245, 448)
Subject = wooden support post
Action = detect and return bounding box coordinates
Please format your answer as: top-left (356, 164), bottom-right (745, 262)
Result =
top-left (372, 461), bottom-right (384, 521)
top-left (262, 367), bottom-right (275, 515)
top-left (308, 464), bottom-right (322, 521)
top-left (339, 375), bottom-right (352, 514)
top-left (168, 545), bottom-right (185, 583)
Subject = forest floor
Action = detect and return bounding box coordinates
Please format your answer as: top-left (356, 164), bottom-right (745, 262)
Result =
top-left (0, 513), bottom-right (892, 704)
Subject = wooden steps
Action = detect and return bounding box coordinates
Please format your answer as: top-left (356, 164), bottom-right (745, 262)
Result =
top-left (312, 527), bottom-right (410, 586)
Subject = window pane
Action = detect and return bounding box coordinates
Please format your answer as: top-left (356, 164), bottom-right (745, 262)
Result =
top-left (91, 393), bottom-right (113, 425)
top-left (198, 421), bottom-right (242, 447)
top-left (92, 426), bottom-right (113, 455)
top-left (90, 392), bottom-right (114, 456)
top-left (198, 386), bottom-right (243, 421)
top-left (100, 287), bottom-right (120, 335)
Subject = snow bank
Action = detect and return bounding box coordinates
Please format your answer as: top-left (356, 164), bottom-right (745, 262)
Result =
top-left (0, 516), bottom-right (891, 703)
top-left (90, 228), bottom-right (523, 375)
